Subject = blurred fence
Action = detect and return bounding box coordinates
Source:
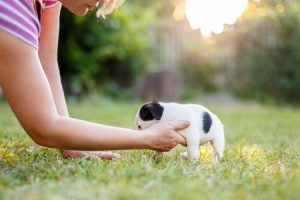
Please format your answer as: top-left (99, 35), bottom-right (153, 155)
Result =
top-left (153, 20), bottom-right (203, 69)
top-left (135, 20), bottom-right (230, 101)
top-left (153, 19), bottom-right (239, 73)
top-left (134, 20), bottom-right (195, 101)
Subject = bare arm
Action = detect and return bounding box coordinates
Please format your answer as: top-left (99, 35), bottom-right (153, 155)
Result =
top-left (0, 30), bottom-right (188, 151)
top-left (38, 3), bottom-right (68, 116)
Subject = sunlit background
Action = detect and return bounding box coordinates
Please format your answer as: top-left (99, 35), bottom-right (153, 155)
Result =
top-left (1, 1), bottom-right (300, 199)
top-left (15, 0), bottom-right (295, 104)
top-left (174, 0), bottom-right (249, 37)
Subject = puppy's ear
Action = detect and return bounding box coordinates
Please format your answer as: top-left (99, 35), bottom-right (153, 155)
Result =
top-left (139, 101), bottom-right (164, 121)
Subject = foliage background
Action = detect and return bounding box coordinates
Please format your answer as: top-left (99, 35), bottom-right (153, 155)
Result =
top-left (223, 0), bottom-right (300, 103)
top-left (58, 3), bottom-right (156, 98)
top-left (57, 0), bottom-right (300, 103)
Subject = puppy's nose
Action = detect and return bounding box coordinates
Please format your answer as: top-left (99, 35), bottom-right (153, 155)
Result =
top-left (138, 125), bottom-right (141, 130)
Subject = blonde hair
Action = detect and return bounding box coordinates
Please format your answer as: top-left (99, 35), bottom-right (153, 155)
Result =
top-left (96, 0), bottom-right (126, 18)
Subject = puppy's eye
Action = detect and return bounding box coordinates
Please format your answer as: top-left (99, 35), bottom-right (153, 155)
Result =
top-left (138, 125), bottom-right (141, 129)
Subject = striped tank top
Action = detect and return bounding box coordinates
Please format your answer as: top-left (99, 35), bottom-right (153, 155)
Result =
top-left (0, 0), bottom-right (59, 50)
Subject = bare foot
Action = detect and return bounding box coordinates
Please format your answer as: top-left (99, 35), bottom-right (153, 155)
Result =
top-left (61, 150), bottom-right (119, 160)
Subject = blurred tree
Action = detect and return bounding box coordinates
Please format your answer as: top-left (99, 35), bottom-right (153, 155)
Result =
top-left (221, 0), bottom-right (300, 103)
top-left (58, 3), bottom-right (156, 96)
top-left (181, 50), bottom-right (220, 92)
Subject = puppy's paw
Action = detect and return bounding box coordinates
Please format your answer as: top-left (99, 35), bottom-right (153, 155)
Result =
top-left (189, 158), bottom-right (199, 164)
top-left (212, 153), bottom-right (220, 167)
top-left (180, 151), bottom-right (189, 160)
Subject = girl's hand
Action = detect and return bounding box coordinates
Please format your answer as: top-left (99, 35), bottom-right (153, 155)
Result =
top-left (140, 121), bottom-right (190, 152)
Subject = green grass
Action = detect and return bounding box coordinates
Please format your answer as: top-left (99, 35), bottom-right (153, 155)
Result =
top-left (0, 99), bottom-right (299, 200)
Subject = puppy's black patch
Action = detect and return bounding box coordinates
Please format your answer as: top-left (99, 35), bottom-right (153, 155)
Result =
top-left (139, 101), bottom-right (164, 121)
top-left (203, 112), bottom-right (212, 133)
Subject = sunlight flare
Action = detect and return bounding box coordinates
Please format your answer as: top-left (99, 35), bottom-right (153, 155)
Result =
top-left (185, 0), bottom-right (248, 36)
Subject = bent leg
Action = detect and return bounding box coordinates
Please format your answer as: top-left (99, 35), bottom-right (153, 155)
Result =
top-left (211, 133), bottom-right (225, 166)
top-left (185, 129), bottom-right (200, 163)
top-left (180, 151), bottom-right (189, 160)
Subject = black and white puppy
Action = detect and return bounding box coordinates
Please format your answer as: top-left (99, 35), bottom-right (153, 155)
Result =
top-left (135, 101), bottom-right (225, 164)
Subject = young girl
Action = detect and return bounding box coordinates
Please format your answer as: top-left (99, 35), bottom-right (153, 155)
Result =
top-left (0, 0), bottom-right (189, 159)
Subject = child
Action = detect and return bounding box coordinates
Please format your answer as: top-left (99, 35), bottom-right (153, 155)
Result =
top-left (0, 0), bottom-right (189, 159)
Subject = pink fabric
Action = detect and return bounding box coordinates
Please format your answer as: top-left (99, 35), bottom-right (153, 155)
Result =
top-left (0, 0), bottom-right (59, 49)
top-left (0, 0), bottom-right (40, 49)
top-left (44, 0), bottom-right (59, 8)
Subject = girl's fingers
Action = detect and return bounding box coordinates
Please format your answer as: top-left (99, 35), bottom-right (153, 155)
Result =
top-left (176, 133), bottom-right (187, 146)
top-left (169, 120), bottom-right (190, 131)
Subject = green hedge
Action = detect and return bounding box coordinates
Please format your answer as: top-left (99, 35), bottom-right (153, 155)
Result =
top-left (226, 0), bottom-right (300, 103)
top-left (58, 3), bottom-right (156, 96)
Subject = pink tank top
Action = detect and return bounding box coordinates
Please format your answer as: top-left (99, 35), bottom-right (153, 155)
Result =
top-left (0, 0), bottom-right (59, 49)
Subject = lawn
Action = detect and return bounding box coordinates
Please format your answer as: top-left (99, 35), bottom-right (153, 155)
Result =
top-left (0, 99), bottom-right (299, 200)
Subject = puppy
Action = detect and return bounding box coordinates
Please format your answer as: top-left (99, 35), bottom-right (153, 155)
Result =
top-left (135, 101), bottom-right (225, 164)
